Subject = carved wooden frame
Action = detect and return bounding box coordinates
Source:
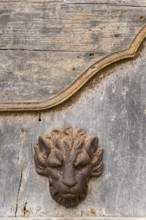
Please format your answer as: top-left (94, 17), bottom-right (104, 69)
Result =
top-left (0, 25), bottom-right (146, 112)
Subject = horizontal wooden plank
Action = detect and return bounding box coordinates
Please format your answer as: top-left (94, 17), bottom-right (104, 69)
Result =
top-left (65, 0), bottom-right (146, 7)
top-left (0, 218), bottom-right (146, 220)
top-left (0, 2), bottom-right (145, 52)
top-left (0, 0), bottom-right (146, 6)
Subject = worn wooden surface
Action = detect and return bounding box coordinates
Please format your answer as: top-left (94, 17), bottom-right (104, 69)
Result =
top-left (0, 0), bottom-right (146, 218)
top-left (0, 218), bottom-right (146, 220)
top-left (1, 218), bottom-right (146, 220)
top-left (0, 1), bottom-right (146, 102)
top-left (0, 42), bottom-right (146, 217)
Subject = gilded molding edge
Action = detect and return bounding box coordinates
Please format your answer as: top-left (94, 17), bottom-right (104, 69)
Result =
top-left (0, 24), bottom-right (146, 112)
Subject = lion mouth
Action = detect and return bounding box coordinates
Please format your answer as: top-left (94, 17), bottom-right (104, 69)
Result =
top-left (49, 183), bottom-right (88, 207)
top-left (60, 192), bottom-right (79, 199)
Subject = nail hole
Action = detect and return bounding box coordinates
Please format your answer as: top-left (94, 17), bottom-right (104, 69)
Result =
top-left (23, 202), bottom-right (27, 213)
top-left (72, 67), bottom-right (75, 71)
top-left (21, 128), bottom-right (24, 133)
top-left (114, 33), bottom-right (120, 38)
top-left (89, 53), bottom-right (94, 57)
top-left (38, 112), bottom-right (42, 122)
top-left (23, 202), bottom-right (29, 216)
top-left (139, 15), bottom-right (145, 20)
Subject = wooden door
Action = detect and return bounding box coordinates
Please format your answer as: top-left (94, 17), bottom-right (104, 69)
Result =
top-left (0, 1), bottom-right (146, 219)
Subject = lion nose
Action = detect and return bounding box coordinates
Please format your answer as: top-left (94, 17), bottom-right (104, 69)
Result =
top-left (63, 178), bottom-right (77, 187)
top-left (63, 165), bottom-right (77, 187)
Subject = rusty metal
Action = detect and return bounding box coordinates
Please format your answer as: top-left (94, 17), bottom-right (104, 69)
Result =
top-left (34, 127), bottom-right (103, 208)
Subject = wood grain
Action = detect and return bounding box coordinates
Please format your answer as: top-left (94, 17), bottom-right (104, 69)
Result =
top-left (0, 0), bottom-right (146, 218)
top-left (1, 43), bottom-right (146, 216)
top-left (0, 25), bottom-right (145, 111)
top-left (0, 2), bottom-right (145, 52)
top-left (0, 1), bottom-right (145, 104)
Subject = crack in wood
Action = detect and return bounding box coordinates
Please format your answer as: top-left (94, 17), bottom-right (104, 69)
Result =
top-left (0, 48), bottom-right (87, 53)
top-left (66, 2), bottom-right (146, 8)
top-left (0, 0), bottom-right (62, 3)
top-left (15, 168), bottom-right (23, 217)
top-left (0, 1), bottom-right (145, 7)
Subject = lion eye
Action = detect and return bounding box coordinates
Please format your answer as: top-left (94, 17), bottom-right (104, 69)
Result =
top-left (52, 164), bottom-right (63, 171)
top-left (74, 163), bottom-right (87, 170)
top-left (75, 164), bottom-right (83, 170)
top-left (74, 160), bottom-right (89, 170)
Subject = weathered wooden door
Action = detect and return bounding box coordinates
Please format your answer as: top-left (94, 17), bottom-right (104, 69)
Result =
top-left (0, 0), bottom-right (146, 219)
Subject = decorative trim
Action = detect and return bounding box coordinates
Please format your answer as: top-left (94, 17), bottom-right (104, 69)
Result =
top-left (0, 25), bottom-right (146, 112)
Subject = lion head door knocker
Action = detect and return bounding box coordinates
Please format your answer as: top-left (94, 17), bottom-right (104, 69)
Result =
top-left (34, 127), bottom-right (103, 208)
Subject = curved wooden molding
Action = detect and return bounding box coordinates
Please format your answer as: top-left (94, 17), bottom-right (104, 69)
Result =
top-left (0, 25), bottom-right (146, 112)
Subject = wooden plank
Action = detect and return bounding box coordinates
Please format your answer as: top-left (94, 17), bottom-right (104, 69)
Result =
top-left (0, 0), bottom-right (146, 6)
top-left (0, 2), bottom-right (145, 52)
top-left (0, 218), bottom-right (146, 220)
top-left (65, 0), bottom-right (146, 6)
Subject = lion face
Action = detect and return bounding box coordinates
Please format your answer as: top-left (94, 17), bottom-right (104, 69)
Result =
top-left (34, 127), bottom-right (103, 208)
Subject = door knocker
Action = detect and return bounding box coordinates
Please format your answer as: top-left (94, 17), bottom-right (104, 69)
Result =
top-left (34, 127), bottom-right (103, 208)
